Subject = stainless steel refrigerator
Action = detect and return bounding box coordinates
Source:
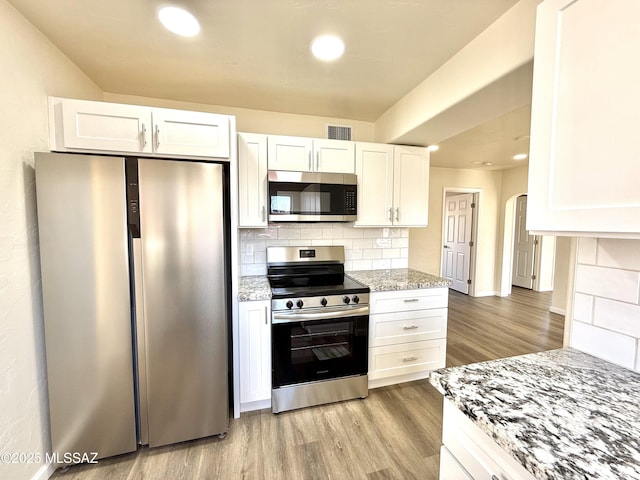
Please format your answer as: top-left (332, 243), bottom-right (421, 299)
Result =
top-left (35, 152), bottom-right (229, 460)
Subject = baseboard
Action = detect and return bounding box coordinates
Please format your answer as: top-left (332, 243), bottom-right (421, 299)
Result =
top-left (31, 461), bottom-right (55, 480)
top-left (549, 306), bottom-right (566, 316)
top-left (368, 370), bottom-right (431, 389)
top-left (473, 290), bottom-right (499, 298)
top-left (240, 398), bottom-right (271, 413)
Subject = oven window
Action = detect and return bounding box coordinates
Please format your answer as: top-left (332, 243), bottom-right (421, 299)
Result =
top-left (272, 315), bottom-right (368, 388)
top-left (290, 321), bottom-right (352, 364)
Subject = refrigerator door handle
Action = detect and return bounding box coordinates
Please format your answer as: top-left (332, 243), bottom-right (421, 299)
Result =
top-left (132, 238), bottom-right (149, 445)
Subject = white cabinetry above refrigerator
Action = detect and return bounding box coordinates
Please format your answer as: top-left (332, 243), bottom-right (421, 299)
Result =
top-left (49, 97), bottom-right (231, 160)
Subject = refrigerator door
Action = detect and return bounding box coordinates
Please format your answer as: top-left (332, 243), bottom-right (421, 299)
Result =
top-left (35, 153), bottom-right (137, 460)
top-left (137, 159), bottom-right (229, 447)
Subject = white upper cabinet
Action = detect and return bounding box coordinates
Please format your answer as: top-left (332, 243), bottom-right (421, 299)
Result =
top-left (527, 0), bottom-right (640, 237)
top-left (58, 98), bottom-right (152, 154)
top-left (267, 135), bottom-right (355, 173)
top-left (50, 97), bottom-right (232, 160)
top-left (238, 132), bottom-right (268, 228)
top-left (152, 108), bottom-right (230, 158)
top-left (393, 146), bottom-right (430, 227)
top-left (355, 143), bottom-right (395, 226)
top-left (355, 143), bottom-right (429, 227)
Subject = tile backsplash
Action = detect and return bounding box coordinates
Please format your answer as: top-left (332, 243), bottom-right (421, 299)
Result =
top-left (570, 238), bottom-right (640, 371)
top-left (239, 224), bottom-right (409, 276)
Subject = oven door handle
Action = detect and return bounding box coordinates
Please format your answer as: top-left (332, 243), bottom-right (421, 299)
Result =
top-left (272, 306), bottom-right (369, 323)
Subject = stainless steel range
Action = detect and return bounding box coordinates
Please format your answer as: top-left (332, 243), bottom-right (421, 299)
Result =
top-left (267, 246), bottom-right (370, 413)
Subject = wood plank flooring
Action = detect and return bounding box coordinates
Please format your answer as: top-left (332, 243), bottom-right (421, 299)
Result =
top-left (51, 287), bottom-right (564, 480)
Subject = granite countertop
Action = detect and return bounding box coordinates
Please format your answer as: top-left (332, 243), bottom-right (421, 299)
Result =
top-left (346, 268), bottom-right (451, 292)
top-left (430, 348), bottom-right (640, 480)
top-left (238, 275), bottom-right (271, 302)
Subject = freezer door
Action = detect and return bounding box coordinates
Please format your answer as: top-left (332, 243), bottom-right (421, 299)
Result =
top-left (137, 159), bottom-right (229, 447)
top-left (35, 152), bottom-right (136, 460)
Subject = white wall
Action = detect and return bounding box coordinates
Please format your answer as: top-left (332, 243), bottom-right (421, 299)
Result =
top-left (408, 166), bottom-right (502, 296)
top-left (570, 238), bottom-right (640, 371)
top-left (104, 93), bottom-right (375, 141)
top-left (551, 236), bottom-right (574, 315)
top-left (0, 1), bottom-right (103, 479)
top-left (240, 224), bottom-right (408, 276)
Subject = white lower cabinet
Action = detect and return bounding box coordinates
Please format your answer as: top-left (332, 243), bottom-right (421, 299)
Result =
top-left (238, 300), bottom-right (271, 411)
top-left (441, 398), bottom-right (536, 480)
top-left (368, 288), bottom-right (447, 388)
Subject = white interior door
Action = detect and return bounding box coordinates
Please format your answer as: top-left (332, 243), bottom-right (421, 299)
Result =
top-left (512, 195), bottom-right (535, 289)
top-left (442, 193), bottom-right (473, 294)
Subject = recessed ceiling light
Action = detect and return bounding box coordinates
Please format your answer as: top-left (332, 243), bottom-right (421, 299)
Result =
top-left (513, 153), bottom-right (528, 160)
top-left (483, 162), bottom-right (493, 166)
top-left (158, 7), bottom-right (200, 37)
top-left (471, 161), bottom-right (482, 164)
top-left (311, 35), bottom-right (345, 61)
top-left (427, 145), bottom-right (440, 152)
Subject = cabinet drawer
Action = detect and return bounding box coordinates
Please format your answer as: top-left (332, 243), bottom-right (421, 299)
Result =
top-left (442, 399), bottom-right (536, 480)
top-left (369, 308), bottom-right (447, 347)
top-left (368, 339), bottom-right (445, 380)
top-left (370, 288), bottom-right (448, 314)
top-left (440, 445), bottom-right (472, 480)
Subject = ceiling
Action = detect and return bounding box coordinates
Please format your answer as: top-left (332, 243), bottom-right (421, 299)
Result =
top-left (9, 0), bottom-right (532, 170)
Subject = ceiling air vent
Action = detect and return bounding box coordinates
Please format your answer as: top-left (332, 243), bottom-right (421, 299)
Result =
top-left (327, 124), bottom-right (352, 141)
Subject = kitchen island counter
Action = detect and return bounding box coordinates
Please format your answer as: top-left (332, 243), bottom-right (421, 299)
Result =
top-left (430, 348), bottom-right (640, 480)
top-left (346, 268), bottom-right (450, 292)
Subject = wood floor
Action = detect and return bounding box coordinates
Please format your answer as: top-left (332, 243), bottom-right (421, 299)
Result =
top-left (52, 287), bottom-right (564, 480)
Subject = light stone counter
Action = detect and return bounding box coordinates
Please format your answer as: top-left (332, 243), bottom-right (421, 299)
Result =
top-left (346, 268), bottom-right (451, 292)
top-left (238, 275), bottom-right (271, 302)
top-left (430, 348), bottom-right (640, 480)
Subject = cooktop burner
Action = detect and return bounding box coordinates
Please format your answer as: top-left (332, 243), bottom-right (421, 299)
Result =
top-left (267, 246), bottom-right (370, 311)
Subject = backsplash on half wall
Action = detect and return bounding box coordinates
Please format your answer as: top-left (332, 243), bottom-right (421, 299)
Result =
top-left (570, 237), bottom-right (640, 372)
top-left (239, 223), bottom-right (409, 276)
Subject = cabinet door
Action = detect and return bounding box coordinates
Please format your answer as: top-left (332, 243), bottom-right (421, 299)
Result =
top-left (238, 301), bottom-right (271, 404)
top-left (60, 98), bottom-right (152, 154)
top-left (313, 139), bottom-right (355, 173)
top-left (354, 142), bottom-right (394, 227)
top-left (527, 0), bottom-right (640, 236)
top-left (238, 133), bottom-right (268, 227)
top-left (152, 108), bottom-right (230, 158)
top-left (267, 135), bottom-right (313, 171)
top-left (393, 146), bottom-right (430, 227)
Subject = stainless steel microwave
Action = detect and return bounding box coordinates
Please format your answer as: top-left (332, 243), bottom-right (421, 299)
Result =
top-left (267, 170), bottom-right (357, 222)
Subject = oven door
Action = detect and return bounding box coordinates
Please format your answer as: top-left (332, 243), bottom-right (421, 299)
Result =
top-left (271, 306), bottom-right (369, 388)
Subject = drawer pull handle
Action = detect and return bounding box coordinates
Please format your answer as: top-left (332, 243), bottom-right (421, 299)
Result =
top-left (403, 298), bottom-right (419, 303)
top-left (402, 356), bottom-right (418, 362)
top-left (403, 325), bottom-right (418, 330)
top-left (491, 476), bottom-right (500, 480)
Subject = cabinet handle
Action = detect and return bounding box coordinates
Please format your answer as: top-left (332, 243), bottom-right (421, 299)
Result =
top-left (308, 151), bottom-right (312, 171)
top-left (262, 205), bottom-right (266, 222)
top-left (388, 208), bottom-right (393, 222)
top-left (141, 123), bottom-right (147, 147)
top-left (395, 207), bottom-right (400, 222)
top-left (403, 325), bottom-right (419, 330)
top-left (403, 298), bottom-right (420, 303)
top-left (265, 306), bottom-right (268, 325)
top-left (155, 125), bottom-right (160, 149)
top-left (316, 151), bottom-right (319, 171)
top-left (491, 476), bottom-right (500, 480)
top-left (402, 356), bottom-right (418, 362)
